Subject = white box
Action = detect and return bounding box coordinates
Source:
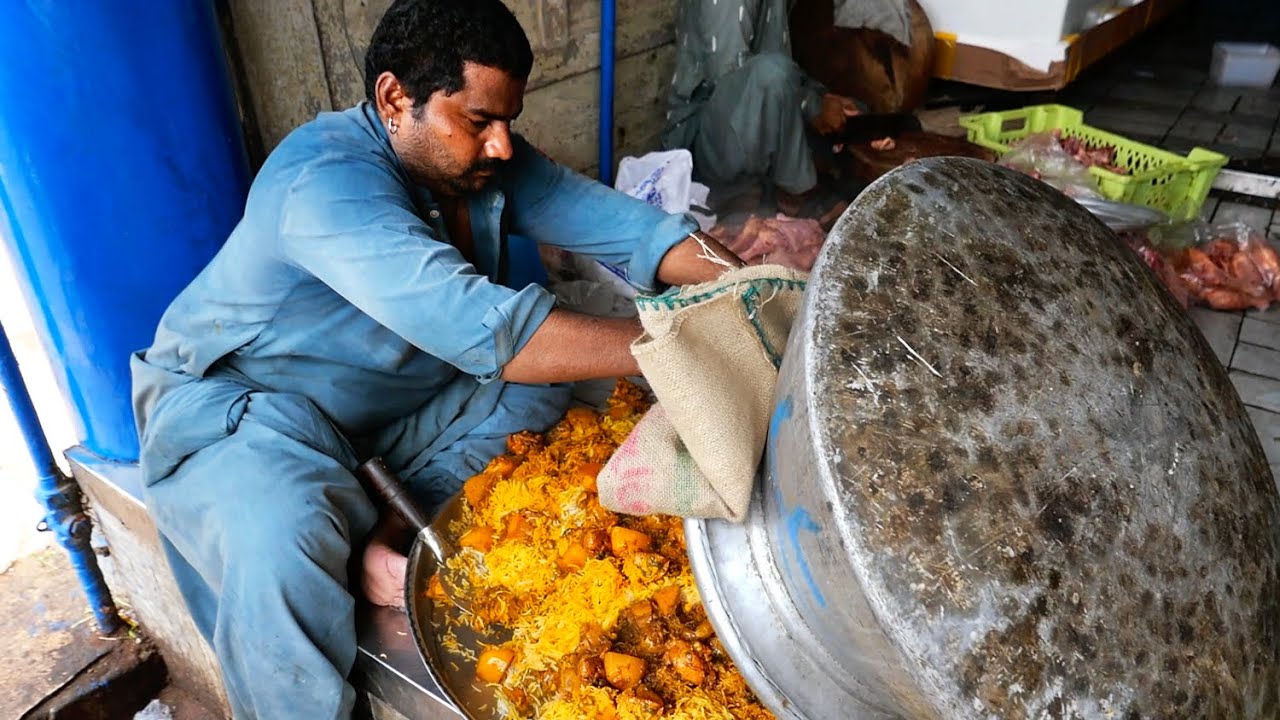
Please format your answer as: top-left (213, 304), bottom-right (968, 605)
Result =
top-left (917, 0), bottom-right (1102, 45)
top-left (1210, 43), bottom-right (1280, 88)
top-left (917, 0), bottom-right (1121, 71)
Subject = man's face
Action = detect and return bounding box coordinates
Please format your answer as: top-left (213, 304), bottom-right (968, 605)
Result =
top-left (395, 62), bottom-right (525, 197)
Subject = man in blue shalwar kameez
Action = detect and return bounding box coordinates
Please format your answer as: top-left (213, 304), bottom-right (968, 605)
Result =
top-left (129, 1), bottom-right (740, 716)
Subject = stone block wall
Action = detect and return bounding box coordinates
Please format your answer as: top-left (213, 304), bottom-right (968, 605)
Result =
top-left (224, 0), bottom-right (678, 176)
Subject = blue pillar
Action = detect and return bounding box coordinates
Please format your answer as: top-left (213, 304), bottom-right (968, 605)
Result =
top-left (599, 0), bottom-right (617, 186)
top-left (0, 1), bottom-right (251, 461)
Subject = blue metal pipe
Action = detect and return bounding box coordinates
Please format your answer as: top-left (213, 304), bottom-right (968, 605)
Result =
top-left (0, 322), bottom-right (121, 633)
top-left (599, 0), bottom-right (617, 186)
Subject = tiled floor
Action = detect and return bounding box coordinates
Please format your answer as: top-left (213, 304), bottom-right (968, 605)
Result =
top-left (1190, 298), bottom-right (1280, 479)
top-left (1052, 23), bottom-right (1280, 162)
top-left (1187, 199), bottom-right (1280, 480)
top-left (1038, 18), bottom-right (1280, 477)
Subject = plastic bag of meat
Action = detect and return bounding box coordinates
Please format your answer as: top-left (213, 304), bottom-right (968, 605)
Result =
top-left (1176, 223), bottom-right (1280, 311)
top-left (1122, 233), bottom-right (1194, 309)
top-left (998, 132), bottom-right (1103, 200)
top-left (710, 214), bottom-right (827, 271)
top-left (1124, 221), bottom-right (1280, 311)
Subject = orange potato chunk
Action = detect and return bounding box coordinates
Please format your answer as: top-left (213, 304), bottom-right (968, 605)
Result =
top-left (558, 543), bottom-right (588, 572)
top-left (609, 527), bottom-right (652, 556)
top-left (603, 651), bottom-right (645, 690)
top-left (576, 462), bottom-right (604, 492)
top-left (504, 513), bottom-right (532, 541)
top-left (652, 585), bottom-right (680, 616)
top-left (425, 572), bottom-right (448, 602)
top-left (459, 526), bottom-right (496, 552)
top-left (463, 474), bottom-right (496, 507)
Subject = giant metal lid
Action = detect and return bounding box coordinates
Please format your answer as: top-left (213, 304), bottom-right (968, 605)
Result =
top-left (688, 157), bottom-right (1280, 719)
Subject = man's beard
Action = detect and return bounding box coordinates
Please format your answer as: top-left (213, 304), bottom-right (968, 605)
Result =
top-left (441, 158), bottom-right (502, 195)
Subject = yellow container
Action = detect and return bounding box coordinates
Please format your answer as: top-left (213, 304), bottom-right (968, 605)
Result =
top-left (959, 104), bottom-right (1228, 221)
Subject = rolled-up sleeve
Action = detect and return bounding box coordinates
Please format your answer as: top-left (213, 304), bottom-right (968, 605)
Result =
top-left (279, 155), bottom-right (555, 381)
top-left (501, 135), bottom-right (699, 293)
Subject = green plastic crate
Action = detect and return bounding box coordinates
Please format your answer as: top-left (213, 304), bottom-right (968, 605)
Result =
top-left (958, 104), bottom-right (1228, 221)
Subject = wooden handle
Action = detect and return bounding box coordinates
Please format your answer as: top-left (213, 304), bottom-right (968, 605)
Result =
top-left (354, 457), bottom-right (430, 534)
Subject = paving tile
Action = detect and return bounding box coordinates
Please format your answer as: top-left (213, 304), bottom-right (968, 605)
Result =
top-left (1245, 406), bottom-right (1280, 464)
top-left (1086, 105), bottom-right (1179, 133)
top-left (1108, 82), bottom-right (1198, 109)
top-left (1089, 116), bottom-right (1176, 140)
top-left (1235, 94), bottom-right (1280, 121)
top-left (1208, 144), bottom-right (1264, 161)
top-left (1207, 110), bottom-right (1275, 130)
top-left (1190, 307), bottom-right (1243, 367)
top-left (1130, 102), bottom-right (1187, 125)
top-left (1123, 134), bottom-right (1167, 150)
top-left (1163, 136), bottom-right (1201, 154)
top-left (1219, 124), bottom-right (1273, 152)
top-left (1094, 100), bottom-right (1184, 123)
top-left (1246, 303), bottom-right (1280, 326)
top-left (1241, 316), bottom-right (1280, 351)
top-left (1230, 370), bottom-right (1280, 414)
top-left (1180, 108), bottom-right (1244, 126)
top-left (1192, 87), bottom-right (1241, 113)
top-left (1232, 342), bottom-right (1280, 379)
top-left (1213, 201), bottom-right (1274, 230)
top-left (1171, 117), bottom-right (1225, 144)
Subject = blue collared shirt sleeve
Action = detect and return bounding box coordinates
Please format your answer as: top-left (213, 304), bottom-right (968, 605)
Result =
top-left (278, 154), bottom-right (556, 381)
top-left (501, 135), bottom-right (699, 293)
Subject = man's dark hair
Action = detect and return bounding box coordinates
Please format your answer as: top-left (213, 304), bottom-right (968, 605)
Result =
top-left (364, 0), bottom-right (534, 105)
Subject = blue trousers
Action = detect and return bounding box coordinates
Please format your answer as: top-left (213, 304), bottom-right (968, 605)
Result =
top-left (143, 379), bottom-right (571, 719)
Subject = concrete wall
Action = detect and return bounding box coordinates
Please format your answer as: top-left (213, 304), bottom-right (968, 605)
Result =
top-left (226, 0), bottom-right (677, 177)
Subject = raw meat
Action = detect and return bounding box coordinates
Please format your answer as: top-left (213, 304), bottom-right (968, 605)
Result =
top-left (711, 214), bottom-right (827, 271)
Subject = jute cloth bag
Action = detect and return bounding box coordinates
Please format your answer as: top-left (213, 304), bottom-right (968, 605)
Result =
top-left (599, 265), bottom-right (808, 520)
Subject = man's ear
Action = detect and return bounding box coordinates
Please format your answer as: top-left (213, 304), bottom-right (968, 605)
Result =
top-left (374, 72), bottom-right (415, 122)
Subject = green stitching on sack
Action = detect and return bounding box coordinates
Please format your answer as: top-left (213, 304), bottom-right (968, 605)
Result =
top-left (635, 277), bottom-right (806, 311)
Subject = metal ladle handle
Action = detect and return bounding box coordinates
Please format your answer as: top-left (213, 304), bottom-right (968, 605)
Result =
top-left (355, 457), bottom-right (430, 534)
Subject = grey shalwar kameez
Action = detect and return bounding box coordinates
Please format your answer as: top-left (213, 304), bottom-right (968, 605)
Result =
top-left (662, 0), bottom-right (827, 194)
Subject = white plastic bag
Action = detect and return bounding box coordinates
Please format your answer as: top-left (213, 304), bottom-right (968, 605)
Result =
top-left (615, 149), bottom-right (717, 231)
top-left (134, 700), bottom-right (174, 720)
top-left (542, 150), bottom-right (717, 324)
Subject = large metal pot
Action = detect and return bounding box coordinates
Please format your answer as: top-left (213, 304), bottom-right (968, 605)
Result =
top-left (687, 158), bottom-right (1280, 719)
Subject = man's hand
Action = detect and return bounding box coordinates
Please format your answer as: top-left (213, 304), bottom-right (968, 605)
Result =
top-left (810, 93), bottom-right (861, 135)
top-left (361, 519), bottom-right (410, 608)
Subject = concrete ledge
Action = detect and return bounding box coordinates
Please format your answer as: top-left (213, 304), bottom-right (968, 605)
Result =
top-left (68, 448), bottom-right (229, 718)
top-left (67, 447), bottom-right (459, 720)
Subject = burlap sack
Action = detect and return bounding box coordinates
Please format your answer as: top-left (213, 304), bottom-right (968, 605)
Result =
top-left (599, 265), bottom-right (808, 521)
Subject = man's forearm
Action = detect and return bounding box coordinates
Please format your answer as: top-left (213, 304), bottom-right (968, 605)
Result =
top-left (501, 233), bottom-right (739, 386)
top-left (655, 232), bottom-right (743, 286)
top-left (502, 310), bottom-right (642, 384)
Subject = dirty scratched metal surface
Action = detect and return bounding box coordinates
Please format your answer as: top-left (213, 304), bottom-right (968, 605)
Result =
top-left (722, 158), bottom-right (1280, 719)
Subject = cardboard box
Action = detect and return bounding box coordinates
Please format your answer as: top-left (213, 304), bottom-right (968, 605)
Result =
top-left (930, 0), bottom-right (1185, 91)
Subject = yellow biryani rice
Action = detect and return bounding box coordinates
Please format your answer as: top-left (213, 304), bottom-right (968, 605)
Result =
top-left (433, 380), bottom-right (773, 720)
